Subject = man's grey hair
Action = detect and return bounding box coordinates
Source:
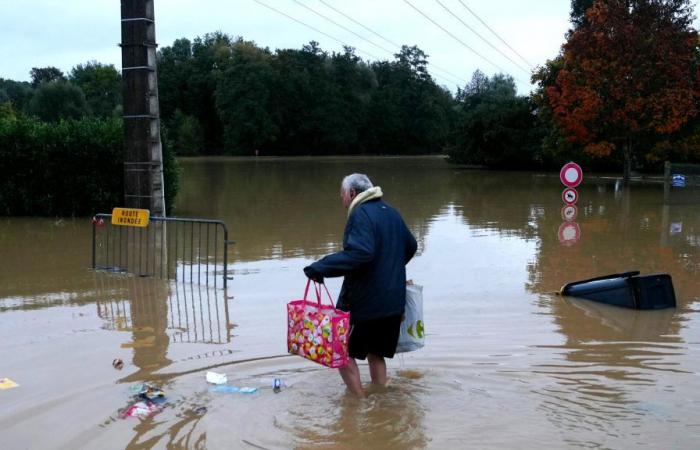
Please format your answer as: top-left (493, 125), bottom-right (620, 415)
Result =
top-left (341, 173), bottom-right (373, 194)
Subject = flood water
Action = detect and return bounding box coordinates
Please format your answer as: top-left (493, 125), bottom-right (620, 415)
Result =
top-left (2, 156), bottom-right (700, 449)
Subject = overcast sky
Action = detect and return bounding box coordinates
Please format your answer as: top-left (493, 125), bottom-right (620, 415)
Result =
top-left (0, 0), bottom-right (664, 94)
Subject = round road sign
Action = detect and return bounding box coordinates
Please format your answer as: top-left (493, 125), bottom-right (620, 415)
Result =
top-left (560, 162), bottom-right (583, 187)
top-left (558, 222), bottom-right (581, 246)
top-left (562, 187), bottom-right (579, 205)
top-left (561, 205), bottom-right (578, 222)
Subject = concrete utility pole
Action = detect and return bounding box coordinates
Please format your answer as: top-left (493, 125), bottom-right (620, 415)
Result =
top-left (120, 0), bottom-right (165, 216)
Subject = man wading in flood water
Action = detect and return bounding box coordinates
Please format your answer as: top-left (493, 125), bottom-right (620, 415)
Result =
top-left (304, 173), bottom-right (417, 397)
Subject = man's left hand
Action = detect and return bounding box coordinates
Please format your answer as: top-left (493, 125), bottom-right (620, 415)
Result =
top-left (303, 266), bottom-right (324, 284)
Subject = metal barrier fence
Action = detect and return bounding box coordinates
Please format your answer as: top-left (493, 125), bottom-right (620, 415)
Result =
top-left (92, 214), bottom-right (233, 289)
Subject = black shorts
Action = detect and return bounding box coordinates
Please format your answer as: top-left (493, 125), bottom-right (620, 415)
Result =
top-left (348, 315), bottom-right (402, 360)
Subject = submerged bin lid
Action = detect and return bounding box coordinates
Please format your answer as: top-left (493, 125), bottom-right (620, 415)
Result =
top-left (562, 277), bottom-right (631, 297)
top-left (560, 271), bottom-right (640, 296)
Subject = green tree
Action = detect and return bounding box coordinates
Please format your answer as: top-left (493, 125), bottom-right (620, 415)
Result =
top-left (0, 102), bottom-right (16, 122)
top-left (189, 32), bottom-right (235, 152)
top-left (28, 81), bottom-right (89, 122)
top-left (164, 109), bottom-right (204, 156)
top-left (158, 35), bottom-right (459, 156)
top-left (322, 47), bottom-right (376, 153)
top-left (270, 42), bottom-right (335, 154)
top-left (30, 66), bottom-right (66, 87)
top-left (365, 46), bottom-right (453, 154)
top-left (69, 61), bottom-right (122, 118)
top-left (216, 41), bottom-right (277, 154)
top-left (0, 78), bottom-right (34, 113)
top-left (448, 72), bottom-right (542, 168)
top-left (157, 38), bottom-right (193, 123)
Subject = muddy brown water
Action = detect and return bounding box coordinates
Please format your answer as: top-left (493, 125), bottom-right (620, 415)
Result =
top-left (1, 156), bottom-right (700, 449)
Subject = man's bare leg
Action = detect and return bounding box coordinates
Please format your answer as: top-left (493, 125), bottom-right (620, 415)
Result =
top-left (339, 358), bottom-right (365, 397)
top-left (367, 353), bottom-right (387, 385)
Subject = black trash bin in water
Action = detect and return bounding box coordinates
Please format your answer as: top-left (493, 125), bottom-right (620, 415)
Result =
top-left (560, 271), bottom-right (676, 310)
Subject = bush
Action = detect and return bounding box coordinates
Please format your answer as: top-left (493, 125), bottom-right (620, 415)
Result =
top-left (0, 115), bottom-right (179, 216)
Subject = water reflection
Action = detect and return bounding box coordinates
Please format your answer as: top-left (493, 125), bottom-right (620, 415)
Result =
top-left (176, 157), bottom-right (455, 261)
top-left (95, 274), bottom-right (232, 348)
top-left (532, 294), bottom-right (685, 442)
top-left (526, 182), bottom-right (700, 306)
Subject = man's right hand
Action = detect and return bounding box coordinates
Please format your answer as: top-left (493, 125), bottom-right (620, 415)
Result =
top-left (303, 266), bottom-right (324, 284)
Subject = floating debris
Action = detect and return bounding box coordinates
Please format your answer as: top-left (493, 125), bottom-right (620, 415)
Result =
top-left (122, 401), bottom-right (160, 419)
top-left (206, 371), bottom-right (228, 385)
top-left (212, 385), bottom-right (257, 394)
top-left (0, 378), bottom-right (19, 390)
top-left (130, 383), bottom-right (166, 401)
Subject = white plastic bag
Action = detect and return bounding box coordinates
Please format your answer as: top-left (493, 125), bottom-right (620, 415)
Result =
top-left (396, 284), bottom-right (425, 353)
top-left (206, 371), bottom-right (228, 385)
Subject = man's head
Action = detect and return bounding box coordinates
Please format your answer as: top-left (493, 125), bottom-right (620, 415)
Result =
top-left (340, 173), bottom-right (373, 208)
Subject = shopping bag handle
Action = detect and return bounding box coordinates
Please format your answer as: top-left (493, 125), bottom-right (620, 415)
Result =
top-left (303, 279), bottom-right (334, 306)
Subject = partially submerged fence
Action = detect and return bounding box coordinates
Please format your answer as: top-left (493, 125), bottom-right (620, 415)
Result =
top-left (92, 214), bottom-right (233, 288)
top-left (95, 274), bottom-right (232, 345)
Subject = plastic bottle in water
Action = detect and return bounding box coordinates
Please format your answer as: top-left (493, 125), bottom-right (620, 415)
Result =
top-left (257, 377), bottom-right (288, 392)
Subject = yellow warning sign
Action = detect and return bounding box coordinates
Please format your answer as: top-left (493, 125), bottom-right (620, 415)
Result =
top-left (112, 208), bottom-right (150, 227)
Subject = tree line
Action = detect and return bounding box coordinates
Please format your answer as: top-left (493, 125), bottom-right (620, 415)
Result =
top-left (2, 0), bottom-right (700, 179)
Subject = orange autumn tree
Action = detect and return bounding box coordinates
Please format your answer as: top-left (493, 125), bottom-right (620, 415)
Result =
top-left (547, 0), bottom-right (700, 181)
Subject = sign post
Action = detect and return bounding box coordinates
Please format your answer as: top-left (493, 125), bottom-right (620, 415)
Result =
top-left (558, 162), bottom-right (583, 246)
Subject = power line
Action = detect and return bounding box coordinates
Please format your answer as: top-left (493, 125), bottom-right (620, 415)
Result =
top-left (250, 0), bottom-right (460, 88)
top-left (250, 0), bottom-right (381, 60)
top-left (434, 0), bottom-right (530, 76)
top-left (402, 0), bottom-right (506, 74)
top-left (457, 0), bottom-right (533, 69)
top-left (403, 0), bottom-right (530, 86)
top-left (291, 0), bottom-right (463, 87)
top-left (318, 0), bottom-right (400, 48)
top-left (315, 0), bottom-right (469, 85)
top-left (292, 0), bottom-right (394, 55)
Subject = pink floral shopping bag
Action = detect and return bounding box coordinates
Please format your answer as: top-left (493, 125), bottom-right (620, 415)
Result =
top-left (287, 280), bottom-right (350, 368)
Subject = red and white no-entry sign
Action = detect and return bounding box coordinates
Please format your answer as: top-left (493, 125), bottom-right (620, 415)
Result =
top-left (558, 222), bottom-right (581, 246)
top-left (562, 187), bottom-right (579, 205)
top-left (560, 162), bottom-right (583, 187)
top-left (561, 204), bottom-right (578, 222)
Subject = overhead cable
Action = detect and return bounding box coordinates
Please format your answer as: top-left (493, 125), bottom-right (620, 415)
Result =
top-left (251, 0), bottom-right (381, 60)
top-left (457, 0), bottom-right (533, 69)
top-left (318, 0), bottom-right (401, 48)
top-left (402, 0), bottom-right (506, 74)
top-left (250, 0), bottom-right (459, 88)
top-left (316, 0), bottom-right (468, 85)
top-left (292, 0), bottom-right (393, 55)
top-left (434, 0), bottom-right (530, 75)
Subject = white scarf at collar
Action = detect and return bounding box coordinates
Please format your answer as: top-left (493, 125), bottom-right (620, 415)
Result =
top-left (347, 186), bottom-right (383, 217)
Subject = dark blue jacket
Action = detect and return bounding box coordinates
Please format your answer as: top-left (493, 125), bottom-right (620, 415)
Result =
top-left (309, 199), bottom-right (417, 323)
